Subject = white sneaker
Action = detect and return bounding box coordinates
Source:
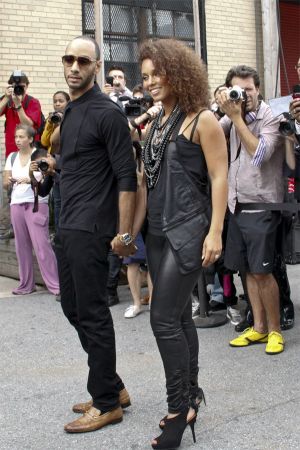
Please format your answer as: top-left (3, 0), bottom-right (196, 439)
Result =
top-left (124, 305), bottom-right (141, 318)
top-left (227, 306), bottom-right (242, 325)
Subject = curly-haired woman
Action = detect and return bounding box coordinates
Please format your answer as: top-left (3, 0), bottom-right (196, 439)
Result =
top-left (135, 39), bottom-right (228, 449)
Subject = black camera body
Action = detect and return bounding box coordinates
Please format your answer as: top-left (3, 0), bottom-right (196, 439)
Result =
top-left (125, 99), bottom-right (146, 117)
top-left (37, 159), bottom-right (49, 172)
top-left (50, 112), bottom-right (62, 124)
top-left (120, 95), bottom-right (153, 117)
top-left (11, 70), bottom-right (25, 96)
top-left (279, 112), bottom-right (297, 136)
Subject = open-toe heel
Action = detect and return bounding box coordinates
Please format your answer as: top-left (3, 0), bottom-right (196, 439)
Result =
top-left (158, 415), bottom-right (168, 430)
top-left (152, 407), bottom-right (196, 449)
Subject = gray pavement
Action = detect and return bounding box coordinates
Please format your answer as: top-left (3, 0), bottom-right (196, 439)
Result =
top-left (0, 267), bottom-right (299, 450)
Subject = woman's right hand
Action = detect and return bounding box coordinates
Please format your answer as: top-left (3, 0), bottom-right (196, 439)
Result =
top-left (146, 104), bottom-right (162, 120)
top-left (29, 161), bottom-right (39, 180)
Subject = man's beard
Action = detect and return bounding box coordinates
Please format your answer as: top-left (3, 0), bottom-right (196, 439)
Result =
top-left (66, 72), bottom-right (95, 92)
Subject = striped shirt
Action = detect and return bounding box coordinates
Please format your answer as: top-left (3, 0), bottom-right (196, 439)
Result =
top-left (220, 101), bottom-right (285, 213)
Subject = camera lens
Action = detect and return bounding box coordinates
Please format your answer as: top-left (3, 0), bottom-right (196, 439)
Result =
top-left (229, 90), bottom-right (240, 101)
top-left (38, 160), bottom-right (49, 172)
top-left (14, 85), bottom-right (25, 96)
top-left (50, 113), bottom-right (61, 124)
top-left (279, 121), bottom-right (294, 136)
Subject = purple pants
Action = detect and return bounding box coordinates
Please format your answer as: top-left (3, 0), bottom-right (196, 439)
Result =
top-left (10, 203), bottom-right (60, 295)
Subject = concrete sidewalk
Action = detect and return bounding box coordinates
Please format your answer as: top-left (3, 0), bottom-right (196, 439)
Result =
top-left (0, 266), bottom-right (299, 450)
top-left (0, 276), bottom-right (47, 299)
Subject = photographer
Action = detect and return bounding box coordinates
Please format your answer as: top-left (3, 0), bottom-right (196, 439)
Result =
top-left (40, 91), bottom-right (69, 231)
top-left (126, 89), bottom-right (162, 140)
top-left (41, 91), bottom-right (70, 153)
top-left (103, 65), bottom-right (133, 107)
top-left (218, 65), bottom-right (286, 355)
top-left (0, 71), bottom-right (42, 158)
top-left (3, 125), bottom-right (59, 296)
top-left (212, 84), bottom-right (226, 121)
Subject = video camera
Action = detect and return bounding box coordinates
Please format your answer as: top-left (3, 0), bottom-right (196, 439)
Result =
top-left (119, 94), bottom-right (153, 117)
top-left (11, 70), bottom-right (25, 96)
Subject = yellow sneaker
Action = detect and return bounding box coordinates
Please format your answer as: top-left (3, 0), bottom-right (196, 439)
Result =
top-left (229, 327), bottom-right (268, 347)
top-left (265, 331), bottom-right (285, 355)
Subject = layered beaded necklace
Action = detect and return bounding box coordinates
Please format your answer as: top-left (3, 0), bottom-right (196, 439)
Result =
top-left (142, 103), bottom-right (182, 188)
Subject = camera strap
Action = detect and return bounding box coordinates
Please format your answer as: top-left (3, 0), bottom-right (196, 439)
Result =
top-left (229, 102), bottom-right (249, 165)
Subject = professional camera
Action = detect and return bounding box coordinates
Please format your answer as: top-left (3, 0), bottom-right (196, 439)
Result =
top-left (49, 112), bottom-right (62, 124)
top-left (211, 102), bottom-right (225, 118)
top-left (228, 85), bottom-right (246, 101)
top-left (11, 70), bottom-right (25, 96)
top-left (37, 159), bottom-right (49, 172)
top-left (279, 112), bottom-right (297, 136)
top-left (120, 94), bottom-right (153, 117)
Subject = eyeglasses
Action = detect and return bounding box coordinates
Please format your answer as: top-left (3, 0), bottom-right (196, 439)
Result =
top-left (295, 65), bottom-right (300, 70)
top-left (62, 55), bottom-right (98, 66)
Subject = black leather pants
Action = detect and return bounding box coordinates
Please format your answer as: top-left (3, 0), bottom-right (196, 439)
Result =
top-left (146, 233), bottom-right (202, 413)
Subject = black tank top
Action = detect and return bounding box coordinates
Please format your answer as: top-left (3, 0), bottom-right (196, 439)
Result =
top-left (147, 113), bottom-right (208, 235)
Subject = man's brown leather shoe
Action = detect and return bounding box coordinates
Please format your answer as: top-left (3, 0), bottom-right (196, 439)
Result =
top-left (64, 406), bottom-right (123, 433)
top-left (72, 387), bottom-right (131, 414)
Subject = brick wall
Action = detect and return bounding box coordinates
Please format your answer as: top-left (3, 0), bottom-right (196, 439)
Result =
top-left (0, 0), bottom-right (82, 177)
top-left (205, 0), bottom-right (264, 95)
top-left (0, 0), bottom-right (265, 174)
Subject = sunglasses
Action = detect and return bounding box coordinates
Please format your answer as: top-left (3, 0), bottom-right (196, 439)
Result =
top-left (295, 65), bottom-right (300, 69)
top-left (62, 55), bottom-right (98, 66)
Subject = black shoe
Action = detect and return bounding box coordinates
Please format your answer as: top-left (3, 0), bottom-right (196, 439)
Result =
top-left (280, 302), bottom-right (294, 330)
top-left (159, 387), bottom-right (206, 430)
top-left (235, 318), bottom-right (249, 333)
top-left (152, 407), bottom-right (196, 449)
top-left (107, 292), bottom-right (120, 307)
top-left (0, 229), bottom-right (14, 240)
top-left (234, 307), bottom-right (254, 332)
top-left (209, 300), bottom-right (227, 311)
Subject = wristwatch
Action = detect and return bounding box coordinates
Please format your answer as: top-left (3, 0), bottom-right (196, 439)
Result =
top-left (117, 233), bottom-right (134, 246)
top-left (14, 105), bottom-right (22, 111)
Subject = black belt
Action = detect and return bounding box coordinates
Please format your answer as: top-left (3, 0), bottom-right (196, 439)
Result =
top-left (235, 202), bottom-right (300, 213)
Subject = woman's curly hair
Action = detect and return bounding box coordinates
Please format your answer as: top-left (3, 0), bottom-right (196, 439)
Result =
top-left (139, 38), bottom-right (210, 114)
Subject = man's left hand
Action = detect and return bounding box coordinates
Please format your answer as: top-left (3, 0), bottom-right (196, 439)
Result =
top-left (111, 237), bottom-right (137, 257)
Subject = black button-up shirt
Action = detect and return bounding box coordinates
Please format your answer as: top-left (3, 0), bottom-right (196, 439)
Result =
top-left (59, 84), bottom-right (136, 235)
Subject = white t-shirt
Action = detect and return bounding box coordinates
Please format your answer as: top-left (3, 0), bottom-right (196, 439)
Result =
top-left (5, 152), bottom-right (48, 205)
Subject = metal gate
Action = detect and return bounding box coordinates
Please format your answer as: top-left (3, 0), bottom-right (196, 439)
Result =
top-left (82, 0), bottom-right (196, 88)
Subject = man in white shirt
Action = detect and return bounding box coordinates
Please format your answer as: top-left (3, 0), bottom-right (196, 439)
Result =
top-left (103, 65), bottom-right (132, 108)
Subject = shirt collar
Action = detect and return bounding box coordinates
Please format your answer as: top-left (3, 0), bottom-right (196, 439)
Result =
top-left (66, 83), bottom-right (101, 111)
top-left (245, 100), bottom-right (263, 124)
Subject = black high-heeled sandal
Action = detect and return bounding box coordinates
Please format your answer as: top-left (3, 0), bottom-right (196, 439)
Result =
top-left (159, 387), bottom-right (206, 430)
top-left (151, 407), bottom-right (196, 450)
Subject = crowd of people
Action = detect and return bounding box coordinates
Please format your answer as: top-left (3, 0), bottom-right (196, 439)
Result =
top-left (0, 35), bottom-right (300, 449)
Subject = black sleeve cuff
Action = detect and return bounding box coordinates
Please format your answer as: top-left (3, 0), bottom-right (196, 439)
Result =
top-left (118, 175), bottom-right (137, 192)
